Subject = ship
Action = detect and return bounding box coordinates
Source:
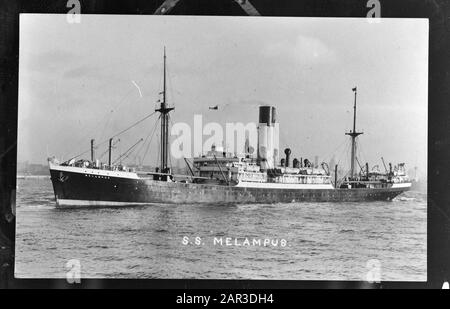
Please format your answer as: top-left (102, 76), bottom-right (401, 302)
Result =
top-left (48, 49), bottom-right (411, 207)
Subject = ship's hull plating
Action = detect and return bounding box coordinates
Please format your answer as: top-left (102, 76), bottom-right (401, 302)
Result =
top-left (49, 167), bottom-right (410, 207)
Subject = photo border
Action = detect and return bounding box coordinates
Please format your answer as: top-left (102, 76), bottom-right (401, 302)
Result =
top-left (0, 0), bottom-right (447, 289)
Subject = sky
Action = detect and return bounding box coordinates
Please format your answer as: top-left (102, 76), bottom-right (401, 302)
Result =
top-left (18, 15), bottom-right (428, 177)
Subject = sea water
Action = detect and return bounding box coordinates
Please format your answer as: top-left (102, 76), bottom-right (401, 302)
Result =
top-left (14, 177), bottom-right (426, 281)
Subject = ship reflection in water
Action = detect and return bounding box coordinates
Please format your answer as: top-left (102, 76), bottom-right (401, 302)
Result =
top-left (15, 177), bottom-right (426, 281)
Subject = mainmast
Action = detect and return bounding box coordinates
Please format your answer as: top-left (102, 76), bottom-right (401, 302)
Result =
top-left (345, 87), bottom-right (363, 179)
top-left (155, 47), bottom-right (174, 173)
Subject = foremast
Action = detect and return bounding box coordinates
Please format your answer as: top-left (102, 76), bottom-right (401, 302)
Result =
top-left (345, 87), bottom-right (363, 179)
top-left (155, 47), bottom-right (174, 173)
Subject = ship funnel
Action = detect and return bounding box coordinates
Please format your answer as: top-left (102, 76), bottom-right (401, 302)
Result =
top-left (91, 139), bottom-right (95, 162)
top-left (257, 106), bottom-right (279, 170)
top-left (284, 148), bottom-right (291, 167)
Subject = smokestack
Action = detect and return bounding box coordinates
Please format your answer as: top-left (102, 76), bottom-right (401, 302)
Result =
top-left (284, 148), bottom-right (291, 168)
top-left (91, 139), bottom-right (95, 162)
top-left (366, 162), bottom-right (369, 177)
top-left (259, 105), bottom-right (272, 125)
top-left (314, 156), bottom-right (319, 168)
top-left (293, 158), bottom-right (299, 168)
top-left (258, 106), bottom-right (277, 169)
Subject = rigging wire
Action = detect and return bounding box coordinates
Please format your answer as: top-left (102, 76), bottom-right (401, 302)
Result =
top-left (112, 138), bottom-right (144, 165)
top-left (97, 91), bottom-right (143, 145)
top-left (357, 138), bottom-right (369, 167)
top-left (62, 87), bottom-right (136, 160)
top-left (61, 51), bottom-right (168, 164)
top-left (155, 131), bottom-right (160, 168)
top-left (139, 115), bottom-right (161, 167)
top-left (336, 138), bottom-right (351, 173)
top-left (340, 139), bottom-right (353, 181)
top-left (64, 111), bottom-right (157, 163)
top-left (321, 138), bottom-right (349, 166)
top-left (356, 139), bottom-right (363, 171)
top-left (168, 114), bottom-right (175, 170)
top-left (107, 111), bottom-right (157, 143)
top-left (334, 139), bottom-right (351, 185)
top-left (335, 138), bottom-right (347, 167)
top-left (132, 118), bottom-right (158, 165)
top-left (97, 138), bottom-right (121, 161)
top-left (167, 62), bottom-right (176, 109)
top-left (120, 146), bottom-right (141, 164)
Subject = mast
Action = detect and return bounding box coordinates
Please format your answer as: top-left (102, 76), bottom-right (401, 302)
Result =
top-left (155, 47), bottom-right (174, 173)
top-left (345, 87), bottom-right (363, 179)
top-left (108, 138), bottom-right (113, 167)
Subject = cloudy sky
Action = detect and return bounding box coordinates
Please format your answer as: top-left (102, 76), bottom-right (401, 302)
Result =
top-left (18, 15), bottom-right (428, 176)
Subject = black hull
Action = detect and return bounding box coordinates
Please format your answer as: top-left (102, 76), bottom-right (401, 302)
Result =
top-left (49, 167), bottom-right (410, 207)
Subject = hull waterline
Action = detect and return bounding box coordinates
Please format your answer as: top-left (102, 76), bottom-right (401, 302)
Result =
top-left (49, 167), bottom-right (410, 208)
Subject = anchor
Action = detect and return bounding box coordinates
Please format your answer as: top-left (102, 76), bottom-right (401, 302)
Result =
top-left (58, 172), bottom-right (69, 183)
